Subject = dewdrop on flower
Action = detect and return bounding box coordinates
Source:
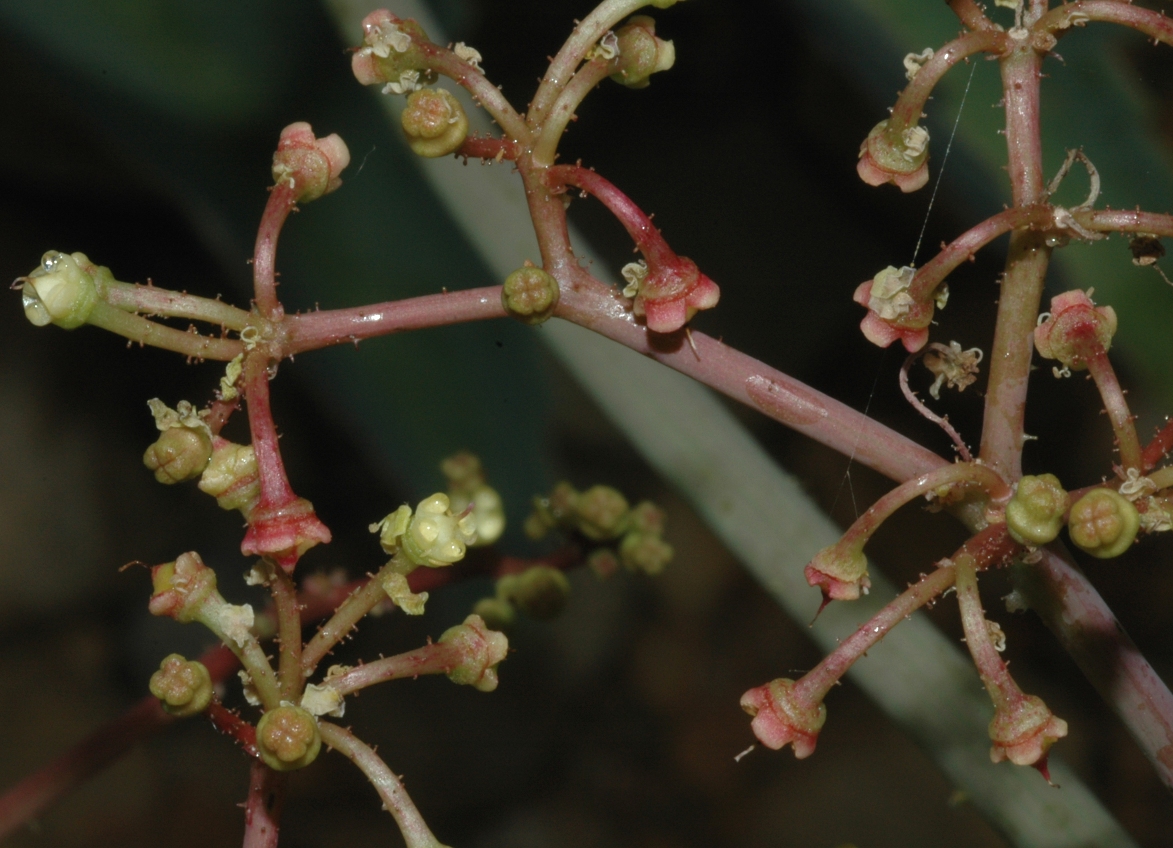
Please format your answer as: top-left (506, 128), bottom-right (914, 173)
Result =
top-left (18, 251), bottom-right (103, 329)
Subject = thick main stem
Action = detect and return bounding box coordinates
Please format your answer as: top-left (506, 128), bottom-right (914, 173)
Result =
top-left (241, 761), bottom-right (286, 848)
top-left (979, 46), bottom-right (1050, 481)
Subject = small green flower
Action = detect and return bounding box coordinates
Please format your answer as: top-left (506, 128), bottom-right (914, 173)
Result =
top-left (256, 705), bottom-right (321, 771)
top-left (1005, 474), bottom-right (1069, 546)
top-left (1067, 489), bottom-right (1139, 558)
top-left (18, 251), bottom-right (103, 329)
top-left (149, 654), bottom-right (213, 718)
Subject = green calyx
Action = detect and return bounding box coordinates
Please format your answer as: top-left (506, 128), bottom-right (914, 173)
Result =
top-left (1005, 474), bottom-right (1069, 546)
top-left (610, 16), bottom-right (675, 89)
top-left (256, 705), bottom-right (321, 771)
top-left (502, 265), bottom-right (560, 324)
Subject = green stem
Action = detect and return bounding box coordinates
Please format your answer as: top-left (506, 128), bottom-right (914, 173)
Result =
top-left (318, 723), bottom-right (449, 848)
top-left (86, 301), bottom-right (243, 360)
top-left (270, 567), bottom-right (305, 701)
top-left (532, 58), bottom-right (615, 167)
top-left (102, 280), bottom-right (251, 330)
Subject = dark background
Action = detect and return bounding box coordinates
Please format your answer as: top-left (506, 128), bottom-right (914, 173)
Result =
top-left (1, 1), bottom-right (1171, 846)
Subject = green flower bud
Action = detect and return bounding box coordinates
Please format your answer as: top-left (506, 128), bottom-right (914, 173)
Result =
top-left (1067, 488), bottom-right (1140, 559)
top-left (573, 485), bottom-right (630, 540)
top-left (373, 494), bottom-right (477, 567)
top-left (401, 88), bottom-right (468, 158)
top-left (502, 265), bottom-right (560, 325)
top-left (19, 251), bottom-right (103, 329)
top-left (439, 614), bottom-right (509, 692)
top-left (619, 531), bottom-right (673, 574)
top-left (472, 596), bottom-right (516, 632)
top-left (610, 16), bottom-right (676, 89)
top-left (1005, 474), bottom-right (1069, 546)
top-left (144, 428), bottom-right (213, 484)
top-left (256, 704), bottom-right (321, 771)
top-left (198, 438), bottom-right (261, 516)
top-left (525, 482), bottom-right (579, 539)
top-left (501, 566), bottom-right (570, 621)
top-left (149, 654), bottom-right (213, 718)
top-left (148, 552), bottom-right (219, 622)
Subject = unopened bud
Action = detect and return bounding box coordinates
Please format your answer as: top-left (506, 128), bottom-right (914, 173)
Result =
top-left (502, 265), bottom-right (560, 325)
top-left (740, 678), bottom-right (826, 759)
top-left (1005, 474), bottom-right (1069, 546)
top-left (501, 566), bottom-right (571, 620)
top-left (256, 704), bottom-right (321, 771)
top-left (1034, 289), bottom-right (1117, 370)
top-left (198, 438), bottom-right (261, 516)
top-left (439, 614), bottom-right (509, 692)
top-left (271, 122), bottom-right (350, 202)
top-left (18, 251), bottom-right (103, 329)
top-left (1067, 488), bottom-right (1139, 558)
top-left (619, 531), bottom-right (673, 574)
top-left (401, 88), bottom-right (468, 158)
top-left (149, 654), bottom-right (213, 717)
top-left (148, 552), bottom-right (218, 622)
top-left (610, 16), bottom-right (675, 88)
top-left (574, 485), bottom-right (630, 540)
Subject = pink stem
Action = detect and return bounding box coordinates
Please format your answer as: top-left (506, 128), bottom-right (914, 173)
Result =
top-left (281, 286), bottom-right (506, 356)
top-left (948, 0), bottom-right (997, 31)
top-left (955, 555), bottom-right (1022, 711)
top-left (1079, 208), bottom-right (1173, 238)
top-left (326, 641), bottom-right (467, 697)
top-left (0, 697), bottom-right (171, 842)
top-left (1039, 1), bottom-right (1173, 45)
top-left (979, 47), bottom-right (1050, 482)
top-left (243, 352), bottom-right (296, 509)
top-left (532, 58), bottom-right (616, 166)
top-left (909, 205), bottom-right (1049, 302)
top-left (103, 280), bottom-right (251, 330)
top-left (207, 701), bottom-right (259, 757)
top-left (420, 44), bottom-right (530, 144)
top-left (253, 182), bottom-right (298, 321)
top-left (1142, 418), bottom-right (1173, 471)
top-left (456, 135), bottom-right (520, 162)
top-left (834, 462), bottom-right (1009, 554)
top-left (241, 761), bottom-right (286, 848)
top-left (888, 29), bottom-right (1005, 132)
top-left (545, 165), bottom-right (676, 266)
top-left (1083, 347), bottom-right (1143, 471)
top-left (900, 349), bottom-right (974, 460)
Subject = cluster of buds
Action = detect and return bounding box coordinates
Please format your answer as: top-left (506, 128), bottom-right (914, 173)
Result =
top-left (440, 452), bottom-right (505, 546)
top-left (1034, 289), bottom-right (1117, 370)
top-left (857, 119), bottom-right (930, 193)
top-left (608, 16), bottom-right (675, 89)
top-left (271, 121), bottom-right (351, 203)
top-left (17, 250), bottom-right (106, 329)
top-left (853, 265), bottom-right (946, 352)
top-left (621, 255), bottom-right (720, 335)
top-left (524, 483), bottom-right (673, 576)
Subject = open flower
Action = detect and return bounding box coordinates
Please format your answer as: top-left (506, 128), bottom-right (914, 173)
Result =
top-left (857, 119), bottom-right (930, 192)
top-left (988, 694), bottom-right (1068, 780)
top-left (18, 250), bottom-right (104, 329)
top-left (623, 256), bottom-right (720, 334)
top-left (853, 265), bottom-right (942, 352)
top-left (1034, 289), bottom-right (1117, 370)
top-left (351, 10), bottom-right (435, 90)
top-left (740, 678), bottom-right (826, 759)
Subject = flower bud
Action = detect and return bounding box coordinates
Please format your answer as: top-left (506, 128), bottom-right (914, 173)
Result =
top-left (502, 265), bottom-right (560, 325)
top-left (18, 251), bottom-right (102, 329)
top-left (1034, 289), bottom-right (1118, 370)
top-left (149, 654), bottom-right (213, 718)
top-left (373, 494), bottom-right (477, 567)
top-left (1067, 488), bottom-right (1139, 559)
top-left (740, 678), bottom-right (826, 759)
top-left (439, 614), bottom-right (509, 692)
top-left (619, 532), bottom-right (673, 575)
top-left (610, 16), bottom-right (675, 89)
top-left (351, 10), bottom-right (435, 88)
top-left (401, 88), bottom-right (468, 158)
top-left (148, 551), bottom-right (219, 622)
top-left (256, 704), bottom-right (321, 771)
top-left (1005, 474), bottom-right (1069, 546)
top-left (144, 427), bottom-right (213, 484)
top-left (198, 438), bottom-right (261, 516)
top-left (525, 482), bottom-right (579, 539)
top-left (472, 596), bottom-right (516, 632)
top-left (804, 544), bottom-right (869, 602)
top-left (271, 122), bottom-right (350, 202)
top-left (857, 119), bottom-right (930, 193)
top-left (988, 694), bottom-right (1067, 775)
top-left (573, 485), bottom-right (630, 540)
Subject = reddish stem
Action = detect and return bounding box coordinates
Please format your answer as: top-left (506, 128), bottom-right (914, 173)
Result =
top-left (1142, 418), bottom-right (1173, 471)
top-left (325, 640), bottom-right (468, 696)
top-left (546, 164), bottom-right (676, 267)
top-left (900, 349), bottom-right (974, 460)
top-left (457, 135), bottom-right (520, 162)
top-left (207, 700), bottom-right (260, 757)
top-left (1079, 208), bottom-right (1173, 238)
top-left (241, 761), bottom-right (286, 848)
top-left (888, 29), bottom-right (1005, 133)
top-left (270, 568), bottom-right (305, 700)
top-left (253, 181), bottom-right (298, 321)
top-left (955, 555), bottom-right (1022, 711)
top-left (1083, 347), bottom-right (1143, 472)
top-left (1039, 1), bottom-right (1173, 46)
top-left (948, 0), bottom-right (997, 31)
